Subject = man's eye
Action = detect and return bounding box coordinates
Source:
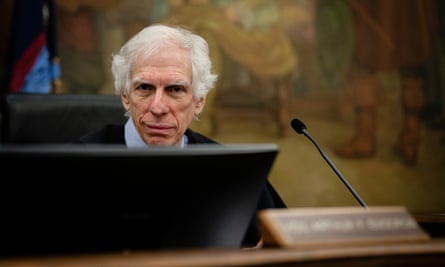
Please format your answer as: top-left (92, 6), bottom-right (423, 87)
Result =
top-left (167, 85), bottom-right (186, 94)
top-left (137, 84), bottom-right (151, 90)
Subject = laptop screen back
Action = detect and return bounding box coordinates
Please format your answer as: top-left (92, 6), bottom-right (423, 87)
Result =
top-left (0, 143), bottom-right (278, 256)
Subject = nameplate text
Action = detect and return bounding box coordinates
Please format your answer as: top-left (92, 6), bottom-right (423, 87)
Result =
top-left (259, 206), bottom-right (430, 248)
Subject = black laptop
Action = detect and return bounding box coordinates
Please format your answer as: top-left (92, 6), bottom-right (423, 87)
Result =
top-left (0, 143), bottom-right (278, 256)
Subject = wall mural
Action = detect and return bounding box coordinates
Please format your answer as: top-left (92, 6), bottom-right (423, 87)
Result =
top-left (2, 0), bottom-right (444, 212)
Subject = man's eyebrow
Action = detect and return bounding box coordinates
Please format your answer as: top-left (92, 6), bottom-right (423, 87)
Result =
top-left (132, 77), bottom-right (151, 85)
top-left (168, 80), bottom-right (189, 87)
top-left (131, 78), bottom-right (190, 88)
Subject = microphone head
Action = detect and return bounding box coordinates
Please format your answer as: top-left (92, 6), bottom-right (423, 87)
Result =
top-left (290, 118), bottom-right (307, 134)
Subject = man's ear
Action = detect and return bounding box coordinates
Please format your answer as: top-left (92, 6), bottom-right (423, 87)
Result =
top-left (196, 97), bottom-right (206, 113)
top-left (121, 92), bottom-right (130, 111)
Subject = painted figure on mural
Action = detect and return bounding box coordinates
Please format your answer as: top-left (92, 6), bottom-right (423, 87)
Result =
top-left (159, 0), bottom-right (297, 136)
top-left (54, 0), bottom-right (120, 93)
top-left (55, 0), bottom-right (154, 93)
top-left (334, 0), bottom-right (439, 166)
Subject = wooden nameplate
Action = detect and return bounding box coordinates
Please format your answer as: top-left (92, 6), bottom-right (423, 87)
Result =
top-left (259, 206), bottom-right (430, 248)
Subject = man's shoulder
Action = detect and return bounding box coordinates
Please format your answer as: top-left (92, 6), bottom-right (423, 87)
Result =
top-left (185, 128), bottom-right (219, 144)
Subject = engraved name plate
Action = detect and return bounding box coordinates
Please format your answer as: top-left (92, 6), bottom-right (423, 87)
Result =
top-left (259, 206), bottom-right (430, 248)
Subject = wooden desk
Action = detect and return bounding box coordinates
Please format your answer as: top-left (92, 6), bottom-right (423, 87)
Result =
top-left (1, 239), bottom-right (444, 267)
top-left (415, 213), bottom-right (445, 238)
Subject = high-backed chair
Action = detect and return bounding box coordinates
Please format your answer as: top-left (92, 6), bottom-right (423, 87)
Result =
top-left (1, 93), bottom-right (127, 144)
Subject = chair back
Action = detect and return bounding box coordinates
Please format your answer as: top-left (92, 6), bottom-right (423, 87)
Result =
top-left (1, 93), bottom-right (126, 144)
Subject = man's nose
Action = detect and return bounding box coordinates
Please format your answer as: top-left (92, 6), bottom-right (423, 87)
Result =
top-left (149, 91), bottom-right (168, 114)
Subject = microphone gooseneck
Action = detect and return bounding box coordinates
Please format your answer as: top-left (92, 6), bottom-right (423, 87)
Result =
top-left (290, 118), bottom-right (367, 208)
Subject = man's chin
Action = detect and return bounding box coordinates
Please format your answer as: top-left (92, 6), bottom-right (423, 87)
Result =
top-left (145, 137), bottom-right (176, 146)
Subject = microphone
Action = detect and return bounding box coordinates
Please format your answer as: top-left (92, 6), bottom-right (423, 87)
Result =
top-left (290, 118), bottom-right (367, 208)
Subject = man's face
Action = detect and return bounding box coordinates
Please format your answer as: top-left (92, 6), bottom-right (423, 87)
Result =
top-left (121, 44), bottom-right (205, 146)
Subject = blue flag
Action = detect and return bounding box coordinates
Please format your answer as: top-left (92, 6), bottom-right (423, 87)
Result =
top-left (8, 0), bottom-right (60, 93)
